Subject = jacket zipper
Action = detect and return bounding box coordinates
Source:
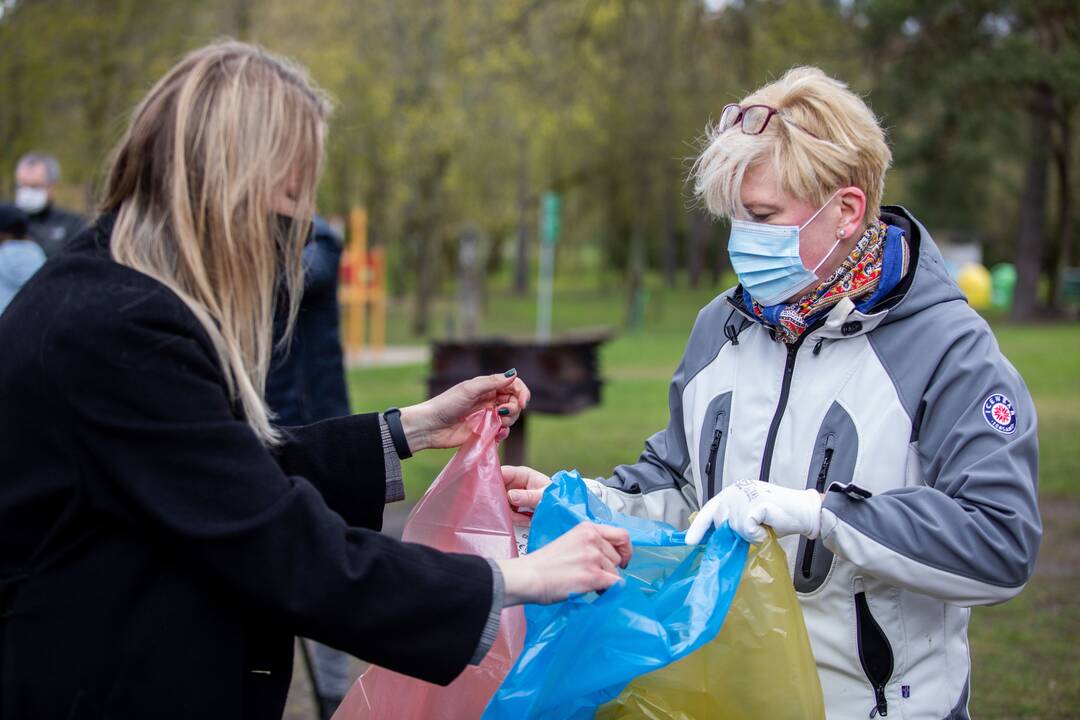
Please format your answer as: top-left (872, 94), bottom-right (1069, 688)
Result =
top-left (759, 343), bottom-right (798, 482)
top-left (854, 579), bottom-right (893, 718)
top-left (800, 438), bottom-right (834, 579)
top-left (722, 293), bottom-right (826, 484)
top-left (704, 410), bottom-right (726, 500)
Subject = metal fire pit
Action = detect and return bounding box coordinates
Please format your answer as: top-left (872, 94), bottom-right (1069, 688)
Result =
top-left (427, 329), bottom-right (610, 465)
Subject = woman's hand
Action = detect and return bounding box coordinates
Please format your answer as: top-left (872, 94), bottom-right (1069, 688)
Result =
top-left (502, 465), bottom-right (552, 510)
top-left (398, 370), bottom-right (531, 452)
top-left (684, 479), bottom-right (823, 545)
top-left (496, 522), bottom-right (632, 605)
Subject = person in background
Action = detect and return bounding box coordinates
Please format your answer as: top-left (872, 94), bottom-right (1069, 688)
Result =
top-left (0, 203), bottom-right (46, 314)
top-left (265, 215), bottom-right (353, 719)
top-left (14, 152), bottom-right (85, 257)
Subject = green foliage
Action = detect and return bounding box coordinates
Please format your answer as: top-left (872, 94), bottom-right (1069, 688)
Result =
top-left (855, 0), bottom-right (1080, 263)
top-left (1, 0), bottom-right (1077, 321)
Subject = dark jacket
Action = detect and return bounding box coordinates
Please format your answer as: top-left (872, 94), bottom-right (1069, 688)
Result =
top-left (0, 217), bottom-right (494, 719)
top-left (266, 217), bottom-right (350, 426)
top-left (25, 203), bottom-right (85, 257)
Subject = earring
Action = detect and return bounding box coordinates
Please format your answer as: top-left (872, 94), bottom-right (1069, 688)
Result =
top-left (837, 228), bottom-right (846, 238)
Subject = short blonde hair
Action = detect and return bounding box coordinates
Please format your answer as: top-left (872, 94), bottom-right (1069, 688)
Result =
top-left (693, 66), bottom-right (890, 224)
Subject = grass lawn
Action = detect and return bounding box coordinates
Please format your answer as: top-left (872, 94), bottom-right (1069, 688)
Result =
top-left (344, 276), bottom-right (1080, 718)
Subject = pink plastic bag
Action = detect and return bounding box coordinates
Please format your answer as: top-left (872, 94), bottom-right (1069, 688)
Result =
top-left (334, 409), bottom-right (527, 720)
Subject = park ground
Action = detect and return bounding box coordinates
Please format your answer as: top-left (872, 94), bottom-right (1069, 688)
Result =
top-left (286, 274), bottom-right (1080, 719)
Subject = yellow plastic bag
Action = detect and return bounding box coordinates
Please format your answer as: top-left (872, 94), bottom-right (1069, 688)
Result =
top-left (597, 531), bottom-right (825, 720)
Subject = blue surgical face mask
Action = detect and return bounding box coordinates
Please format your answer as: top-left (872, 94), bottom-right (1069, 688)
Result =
top-left (727, 191), bottom-right (842, 307)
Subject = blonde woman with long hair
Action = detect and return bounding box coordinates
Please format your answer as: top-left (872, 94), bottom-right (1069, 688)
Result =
top-left (0, 41), bottom-right (630, 719)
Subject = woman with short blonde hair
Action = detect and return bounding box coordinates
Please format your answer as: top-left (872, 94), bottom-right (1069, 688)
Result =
top-left (0, 41), bottom-right (632, 718)
top-left (695, 65), bottom-right (891, 226)
top-left (505, 66), bottom-right (1040, 718)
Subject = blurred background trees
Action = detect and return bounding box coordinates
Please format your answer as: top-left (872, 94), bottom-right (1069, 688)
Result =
top-left (1, 0), bottom-right (1077, 328)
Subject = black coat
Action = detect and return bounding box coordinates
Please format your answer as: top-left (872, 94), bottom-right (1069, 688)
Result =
top-left (25, 203), bottom-right (85, 258)
top-left (266, 216), bottom-right (350, 426)
top-left (0, 218), bottom-right (494, 719)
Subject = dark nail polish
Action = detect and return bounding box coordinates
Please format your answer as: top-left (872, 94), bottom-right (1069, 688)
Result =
top-left (498, 407), bottom-right (511, 416)
top-left (504, 368), bottom-right (517, 377)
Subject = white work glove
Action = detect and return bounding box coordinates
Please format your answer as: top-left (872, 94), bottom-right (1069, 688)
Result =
top-left (685, 479), bottom-right (822, 545)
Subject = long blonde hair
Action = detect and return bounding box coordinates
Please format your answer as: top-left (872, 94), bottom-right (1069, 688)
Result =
top-left (103, 41), bottom-right (331, 445)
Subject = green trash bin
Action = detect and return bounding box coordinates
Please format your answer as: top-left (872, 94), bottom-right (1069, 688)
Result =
top-left (990, 263), bottom-right (1017, 310)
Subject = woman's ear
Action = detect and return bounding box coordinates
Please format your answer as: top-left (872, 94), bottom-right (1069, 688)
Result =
top-left (836, 186), bottom-right (867, 239)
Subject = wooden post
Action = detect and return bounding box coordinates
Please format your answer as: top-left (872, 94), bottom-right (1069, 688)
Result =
top-left (340, 207), bottom-right (388, 362)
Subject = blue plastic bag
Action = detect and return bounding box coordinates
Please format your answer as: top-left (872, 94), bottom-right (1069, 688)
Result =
top-left (482, 471), bottom-right (749, 720)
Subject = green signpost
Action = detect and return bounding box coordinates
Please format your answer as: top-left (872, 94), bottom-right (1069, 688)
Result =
top-left (537, 191), bottom-right (560, 343)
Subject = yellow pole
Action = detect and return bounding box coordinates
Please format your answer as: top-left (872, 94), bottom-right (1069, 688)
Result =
top-left (349, 208), bottom-right (368, 358)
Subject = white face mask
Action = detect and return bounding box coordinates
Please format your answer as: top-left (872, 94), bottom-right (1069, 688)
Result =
top-left (14, 186), bottom-right (48, 215)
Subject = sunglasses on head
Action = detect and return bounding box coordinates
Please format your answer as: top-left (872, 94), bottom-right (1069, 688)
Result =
top-left (719, 103), bottom-right (820, 139)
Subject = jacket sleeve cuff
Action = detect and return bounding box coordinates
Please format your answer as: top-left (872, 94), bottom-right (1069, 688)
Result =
top-left (378, 415), bottom-right (405, 503)
top-left (469, 557), bottom-right (504, 665)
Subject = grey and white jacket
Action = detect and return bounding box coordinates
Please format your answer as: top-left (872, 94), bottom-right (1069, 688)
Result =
top-left (584, 207), bottom-right (1041, 719)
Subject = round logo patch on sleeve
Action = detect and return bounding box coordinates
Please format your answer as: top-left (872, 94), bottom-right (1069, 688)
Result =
top-left (983, 393), bottom-right (1017, 435)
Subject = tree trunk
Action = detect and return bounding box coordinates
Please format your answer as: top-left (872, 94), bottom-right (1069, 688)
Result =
top-left (688, 210), bottom-right (709, 288)
top-left (713, 219), bottom-right (729, 286)
top-left (625, 173), bottom-right (651, 329)
top-left (662, 186), bottom-right (678, 288)
top-left (413, 227), bottom-right (440, 337)
top-left (625, 225), bottom-right (646, 330)
top-left (1050, 103), bottom-right (1074, 313)
top-left (411, 152), bottom-right (450, 337)
top-left (513, 147), bottom-right (531, 296)
top-left (233, 0), bottom-right (252, 40)
top-left (1011, 84), bottom-right (1054, 322)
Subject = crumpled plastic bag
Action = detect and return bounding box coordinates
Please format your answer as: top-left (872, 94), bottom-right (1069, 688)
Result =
top-left (482, 470), bottom-right (749, 720)
top-left (596, 524), bottom-right (826, 719)
top-left (334, 409), bottom-right (527, 720)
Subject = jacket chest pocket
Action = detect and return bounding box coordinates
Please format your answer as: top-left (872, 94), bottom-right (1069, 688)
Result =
top-left (794, 402), bottom-right (859, 594)
top-left (698, 392), bottom-right (732, 502)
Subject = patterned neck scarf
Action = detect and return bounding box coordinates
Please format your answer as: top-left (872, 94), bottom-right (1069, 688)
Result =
top-left (743, 219), bottom-right (910, 344)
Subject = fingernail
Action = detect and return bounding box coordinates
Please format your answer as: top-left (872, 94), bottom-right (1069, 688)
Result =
top-left (508, 490), bottom-right (521, 503)
top-left (504, 368), bottom-right (517, 377)
top-left (498, 407), bottom-right (510, 416)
